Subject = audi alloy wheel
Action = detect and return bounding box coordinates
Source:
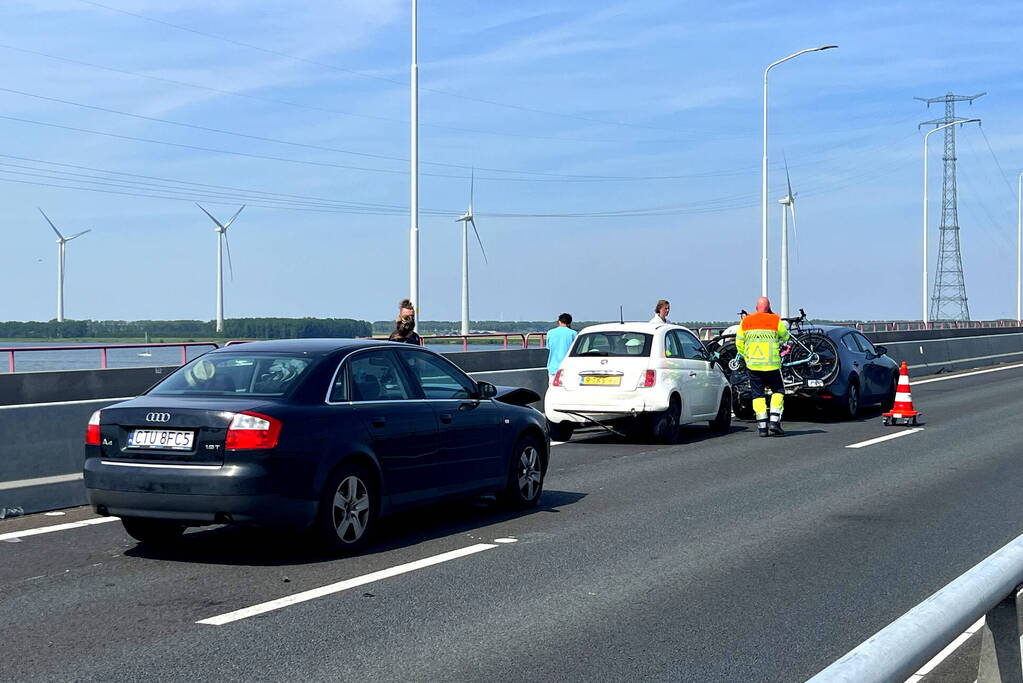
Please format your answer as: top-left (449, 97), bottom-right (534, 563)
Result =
top-left (501, 435), bottom-right (545, 509)
top-left (317, 463), bottom-right (377, 553)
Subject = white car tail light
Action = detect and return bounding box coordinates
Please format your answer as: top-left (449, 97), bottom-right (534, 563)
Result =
top-left (637, 369), bottom-right (656, 388)
top-left (225, 411), bottom-right (282, 450)
top-left (552, 369), bottom-right (564, 387)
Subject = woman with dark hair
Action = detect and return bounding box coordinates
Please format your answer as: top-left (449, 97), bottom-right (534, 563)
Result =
top-left (389, 299), bottom-right (422, 345)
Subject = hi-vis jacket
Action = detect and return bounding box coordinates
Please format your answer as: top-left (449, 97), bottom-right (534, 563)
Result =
top-left (736, 312), bottom-right (790, 371)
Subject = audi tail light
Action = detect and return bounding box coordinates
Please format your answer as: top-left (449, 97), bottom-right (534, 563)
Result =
top-left (638, 370), bottom-right (656, 388)
top-left (552, 370), bottom-right (564, 387)
top-left (225, 411), bottom-right (282, 451)
top-left (86, 410), bottom-right (102, 445)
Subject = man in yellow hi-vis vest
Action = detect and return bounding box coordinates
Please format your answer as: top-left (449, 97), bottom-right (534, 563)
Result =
top-left (736, 297), bottom-right (790, 437)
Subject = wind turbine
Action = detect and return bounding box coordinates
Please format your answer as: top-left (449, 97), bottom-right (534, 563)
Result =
top-left (196, 204), bottom-right (245, 334)
top-left (778, 160), bottom-right (798, 319)
top-left (455, 169), bottom-right (487, 336)
top-left (39, 208), bottom-right (90, 322)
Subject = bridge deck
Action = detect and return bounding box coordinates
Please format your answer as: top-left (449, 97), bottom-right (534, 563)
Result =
top-left (2, 363), bottom-right (1021, 681)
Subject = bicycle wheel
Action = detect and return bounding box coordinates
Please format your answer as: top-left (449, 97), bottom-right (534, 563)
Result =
top-left (786, 333), bottom-right (840, 384)
top-left (715, 341), bottom-right (739, 380)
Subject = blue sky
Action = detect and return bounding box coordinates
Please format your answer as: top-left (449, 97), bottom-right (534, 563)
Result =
top-left (2, 0), bottom-right (1021, 323)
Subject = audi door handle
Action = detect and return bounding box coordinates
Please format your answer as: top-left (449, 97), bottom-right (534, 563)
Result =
top-left (689, 372), bottom-right (698, 377)
top-left (371, 417), bottom-right (386, 428)
top-left (440, 413), bottom-right (453, 424)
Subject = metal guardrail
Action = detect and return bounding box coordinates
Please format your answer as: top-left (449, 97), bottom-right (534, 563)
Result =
top-left (698, 320), bottom-right (1022, 340)
top-left (1, 342), bottom-right (218, 373)
top-left (852, 320), bottom-right (1021, 333)
top-left (807, 531), bottom-right (1023, 682)
top-left (418, 332), bottom-right (547, 351)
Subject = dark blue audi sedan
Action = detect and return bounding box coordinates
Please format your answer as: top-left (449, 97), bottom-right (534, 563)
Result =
top-left (84, 339), bottom-right (548, 553)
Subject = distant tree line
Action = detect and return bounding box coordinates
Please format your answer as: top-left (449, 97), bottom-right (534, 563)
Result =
top-left (371, 319), bottom-right (749, 335)
top-left (0, 318), bottom-right (372, 340)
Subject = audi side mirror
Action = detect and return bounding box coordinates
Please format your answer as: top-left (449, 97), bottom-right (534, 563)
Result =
top-left (477, 381), bottom-right (498, 399)
top-left (875, 345), bottom-right (888, 357)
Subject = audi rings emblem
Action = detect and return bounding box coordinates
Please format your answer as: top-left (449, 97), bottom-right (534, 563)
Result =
top-left (145, 412), bottom-right (171, 423)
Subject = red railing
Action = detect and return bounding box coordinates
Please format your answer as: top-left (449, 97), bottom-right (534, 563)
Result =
top-left (3, 341), bottom-right (219, 373)
top-left (418, 332), bottom-right (547, 352)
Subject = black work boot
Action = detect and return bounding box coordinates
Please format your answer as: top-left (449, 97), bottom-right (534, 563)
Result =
top-left (769, 413), bottom-right (784, 436)
top-left (757, 420), bottom-right (769, 437)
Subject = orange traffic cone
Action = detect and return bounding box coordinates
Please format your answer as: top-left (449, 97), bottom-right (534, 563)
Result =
top-left (883, 361), bottom-right (921, 426)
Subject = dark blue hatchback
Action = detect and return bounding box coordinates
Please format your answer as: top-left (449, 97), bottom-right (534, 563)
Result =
top-left (84, 339), bottom-right (548, 553)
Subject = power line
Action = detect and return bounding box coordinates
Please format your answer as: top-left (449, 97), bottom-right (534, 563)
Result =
top-left (0, 86), bottom-right (751, 181)
top-left (0, 148), bottom-right (909, 220)
top-left (0, 107), bottom-right (791, 183)
top-left (0, 43), bottom-right (646, 146)
top-left (978, 126), bottom-right (1020, 199)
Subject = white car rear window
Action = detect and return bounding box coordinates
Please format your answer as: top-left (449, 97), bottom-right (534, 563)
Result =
top-left (571, 332), bottom-right (652, 357)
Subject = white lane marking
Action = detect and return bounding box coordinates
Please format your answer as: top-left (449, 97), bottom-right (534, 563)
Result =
top-left (551, 432), bottom-right (611, 447)
top-left (0, 473), bottom-right (83, 491)
top-left (904, 616), bottom-right (985, 681)
top-left (43, 511), bottom-right (66, 516)
top-left (0, 396), bottom-right (133, 411)
top-left (914, 361), bottom-right (1023, 385)
top-left (846, 428), bottom-right (924, 449)
top-left (493, 538), bottom-right (518, 544)
top-left (0, 516), bottom-right (118, 541)
top-left (197, 542), bottom-right (499, 626)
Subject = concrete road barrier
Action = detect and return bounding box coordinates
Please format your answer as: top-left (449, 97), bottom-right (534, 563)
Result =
top-left (875, 332), bottom-right (1023, 375)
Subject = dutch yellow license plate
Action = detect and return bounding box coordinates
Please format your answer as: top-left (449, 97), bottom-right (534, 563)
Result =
top-left (581, 375), bottom-right (621, 386)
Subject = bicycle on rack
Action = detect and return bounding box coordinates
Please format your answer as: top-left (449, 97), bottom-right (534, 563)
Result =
top-left (705, 309), bottom-right (841, 419)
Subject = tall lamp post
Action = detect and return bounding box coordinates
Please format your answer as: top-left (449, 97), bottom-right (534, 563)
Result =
top-left (761, 45), bottom-right (837, 297)
top-left (922, 118), bottom-right (979, 325)
top-left (1017, 171), bottom-right (1022, 324)
top-left (409, 0), bottom-right (420, 328)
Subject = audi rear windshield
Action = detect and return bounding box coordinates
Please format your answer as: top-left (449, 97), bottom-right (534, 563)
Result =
top-left (571, 332), bottom-right (653, 358)
top-left (149, 354), bottom-right (314, 397)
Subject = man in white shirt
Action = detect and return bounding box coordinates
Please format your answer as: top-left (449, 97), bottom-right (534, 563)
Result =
top-left (649, 299), bottom-right (670, 324)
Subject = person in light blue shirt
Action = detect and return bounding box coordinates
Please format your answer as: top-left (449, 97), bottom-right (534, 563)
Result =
top-left (546, 313), bottom-right (578, 377)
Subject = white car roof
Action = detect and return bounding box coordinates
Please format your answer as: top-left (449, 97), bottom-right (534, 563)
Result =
top-left (577, 322), bottom-right (700, 337)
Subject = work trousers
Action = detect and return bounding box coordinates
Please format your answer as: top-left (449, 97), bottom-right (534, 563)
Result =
top-left (748, 369), bottom-right (784, 428)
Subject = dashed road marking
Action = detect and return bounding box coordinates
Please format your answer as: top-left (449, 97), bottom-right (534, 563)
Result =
top-left (846, 428), bottom-right (924, 449)
top-left (0, 516), bottom-right (118, 542)
top-left (197, 542), bottom-right (501, 626)
top-left (914, 361), bottom-right (1023, 385)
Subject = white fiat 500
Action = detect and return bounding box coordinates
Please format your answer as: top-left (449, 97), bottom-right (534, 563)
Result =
top-left (544, 322), bottom-right (732, 442)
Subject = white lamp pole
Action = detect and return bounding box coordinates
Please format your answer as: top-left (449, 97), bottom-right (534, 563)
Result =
top-left (1017, 171), bottom-right (1022, 324)
top-left (409, 0), bottom-right (420, 328)
top-left (761, 45), bottom-right (837, 297)
top-left (922, 118), bottom-right (979, 325)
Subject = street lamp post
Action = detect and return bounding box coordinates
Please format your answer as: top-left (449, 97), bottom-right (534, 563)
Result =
top-left (922, 118), bottom-right (979, 325)
top-left (409, 0), bottom-right (420, 329)
top-left (1017, 171), bottom-right (1022, 324)
top-left (761, 45), bottom-right (837, 297)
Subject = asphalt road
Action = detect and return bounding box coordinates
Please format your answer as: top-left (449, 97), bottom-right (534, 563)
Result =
top-left (3, 362), bottom-right (1022, 682)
